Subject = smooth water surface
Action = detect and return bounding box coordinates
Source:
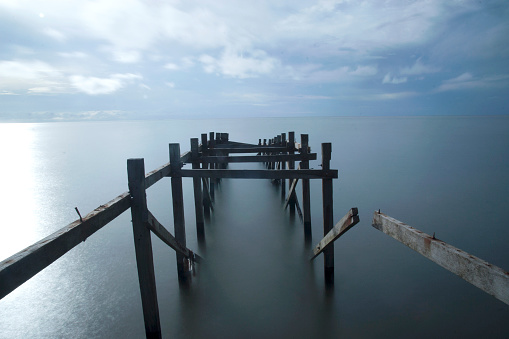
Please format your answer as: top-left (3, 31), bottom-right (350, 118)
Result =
top-left (1, 116), bottom-right (508, 338)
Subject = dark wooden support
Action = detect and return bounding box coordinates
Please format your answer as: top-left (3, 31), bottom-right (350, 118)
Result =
top-left (200, 153), bottom-right (316, 164)
top-left (209, 132), bottom-right (215, 200)
top-left (321, 143), bottom-right (334, 285)
top-left (301, 134), bottom-right (311, 239)
top-left (201, 134), bottom-right (210, 215)
top-left (288, 132), bottom-right (296, 213)
top-left (191, 138), bottom-right (205, 241)
top-left (311, 208), bottom-right (359, 260)
top-left (281, 133), bottom-right (287, 199)
top-left (169, 144), bottom-right (191, 285)
top-left (127, 159), bottom-right (162, 339)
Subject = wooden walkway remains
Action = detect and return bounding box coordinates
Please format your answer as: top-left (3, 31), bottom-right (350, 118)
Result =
top-left (372, 211), bottom-right (509, 306)
top-left (0, 132), bottom-right (359, 339)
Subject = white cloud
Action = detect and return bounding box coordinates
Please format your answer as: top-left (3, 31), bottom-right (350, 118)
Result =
top-left (69, 73), bottom-right (141, 95)
top-left (434, 72), bottom-right (508, 92)
top-left (200, 48), bottom-right (278, 78)
top-left (58, 52), bottom-right (88, 58)
top-left (165, 82), bottom-right (175, 88)
top-left (43, 28), bottom-right (66, 42)
top-left (289, 64), bottom-right (377, 83)
top-left (400, 58), bottom-right (439, 75)
top-left (0, 60), bottom-right (66, 93)
top-left (382, 73), bottom-right (408, 84)
top-left (164, 63), bottom-right (179, 71)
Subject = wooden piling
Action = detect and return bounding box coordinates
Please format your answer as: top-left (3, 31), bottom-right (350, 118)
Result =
top-left (169, 144), bottom-right (191, 284)
top-left (321, 143), bottom-right (334, 285)
top-left (288, 132), bottom-right (296, 213)
top-left (281, 133), bottom-right (286, 199)
top-left (209, 132), bottom-right (215, 200)
top-left (191, 138), bottom-right (205, 241)
top-left (301, 134), bottom-right (311, 239)
top-left (127, 158), bottom-right (162, 339)
top-left (201, 134), bottom-right (210, 215)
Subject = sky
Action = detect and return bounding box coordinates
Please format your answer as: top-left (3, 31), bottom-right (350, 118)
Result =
top-left (0, 0), bottom-right (508, 121)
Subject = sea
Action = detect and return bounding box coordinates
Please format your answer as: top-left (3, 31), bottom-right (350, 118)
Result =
top-left (0, 116), bottom-right (508, 338)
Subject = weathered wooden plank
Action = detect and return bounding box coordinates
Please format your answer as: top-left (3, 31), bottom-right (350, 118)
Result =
top-left (127, 159), bottom-right (161, 339)
top-left (146, 211), bottom-right (202, 263)
top-left (213, 141), bottom-right (259, 148)
top-left (0, 192), bottom-right (130, 300)
top-left (198, 153), bottom-right (317, 164)
top-left (284, 178), bottom-right (299, 209)
top-left (178, 169), bottom-right (338, 180)
top-left (169, 144), bottom-right (191, 284)
top-left (372, 211), bottom-right (509, 305)
top-left (145, 162), bottom-right (171, 189)
top-left (311, 208), bottom-right (359, 260)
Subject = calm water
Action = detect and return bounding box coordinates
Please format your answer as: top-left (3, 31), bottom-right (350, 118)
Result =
top-left (1, 116), bottom-right (508, 338)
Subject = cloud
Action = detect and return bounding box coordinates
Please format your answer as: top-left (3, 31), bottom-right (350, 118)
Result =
top-left (400, 58), bottom-right (439, 75)
top-left (382, 73), bottom-right (408, 84)
top-left (43, 28), bottom-right (66, 42)
top-left (288, 64), bottom-right (378, 83)
top-left (69, 73), bottom-right (141, 95)
top-left (436, 72), bottom-right (509, 92)
top-left (200, 48), bottom-right (278, 78)
top-left (0, 60), bottom-right (66, 93)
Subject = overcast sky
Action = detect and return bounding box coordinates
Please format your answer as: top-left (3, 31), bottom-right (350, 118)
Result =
top-left (1, 0), bottom-right (508, 121)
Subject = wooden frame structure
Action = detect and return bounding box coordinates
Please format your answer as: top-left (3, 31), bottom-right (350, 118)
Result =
top-left (0, 131), bottom-right (356, 339)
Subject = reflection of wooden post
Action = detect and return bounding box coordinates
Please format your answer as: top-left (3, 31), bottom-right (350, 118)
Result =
top-left (191, 138), bottom-right (205, 241)
top-left (169, 144), bottom-right (190, 285)
top-left (321, 143), bottom-right (334, 285)
top-left (201, 133), bottom-right (210, 216)
top-left (288, 132), bottom-right (296, 213)
top-left (301, 134), bottom-right (311, 240)
top-left (127, 158), bottom-right (162, 338)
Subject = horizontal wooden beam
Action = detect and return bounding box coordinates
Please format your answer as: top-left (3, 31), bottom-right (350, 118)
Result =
top-left (372, 211), bottom-right (509, 305)
top-left (145, 162), bottom-right (171, 189)
top-left (0, 192), bottom-right (131, 300)
top-left (176, 169), bottom-right (338, 180)
top-left (146, 211), bottom-right (202, 263)
top-left (213, 141), bottom-right (259, 149)
top-left (197, 153), bottom-right (316, 164)
top-left (207, 146), bottom-right (289, 154)
top-left (311, 208), bottom-right (359, 260)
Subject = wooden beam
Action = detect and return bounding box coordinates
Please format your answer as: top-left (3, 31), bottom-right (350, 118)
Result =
top-left (0, 192), bottom-right (130, 300)
top-left (207, 146), bottom-right (288, 154)
top-left (145, 163), bottom-right (171, 189)
top-left (146, 211), bottom-right (202, 263)
top-left (372, 211), bottom-right (509, 306)
top-left (127, 159), bottom-right (162, 339)
top-left (311, 208), bottom-right (359, 260)
top-left (284, 178), bottom-right (299, 209)
top-left (178, 169), bottom-right (338, 180)
top-left (198, 153), bottom-right (317, 164)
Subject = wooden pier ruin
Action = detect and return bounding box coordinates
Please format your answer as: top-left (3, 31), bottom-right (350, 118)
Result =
top-left (1, 131), bottom-right (508, 339)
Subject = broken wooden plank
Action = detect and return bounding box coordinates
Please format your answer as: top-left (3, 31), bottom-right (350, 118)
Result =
top-left (311, 208), bottom-right (359, 260)
top-left (207, 147), bottom-right (288, 154)
top-left (145, 162), bottom-right (171, 189)
top-left (0, 192), bottom-right (131, 300)
top-left (146, 211), bottom-right (202, 263)
top-left (372, 211), bottom-right (509, 306)
top-left (178, 169), bottom-right (338, 180)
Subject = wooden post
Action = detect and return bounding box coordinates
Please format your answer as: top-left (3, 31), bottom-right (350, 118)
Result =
top-left (209, 132), bottom-right (215, 200)
top-left (191, 138), bottom-right (205, 241)
top-left (127, 159), bottom-right (162, 339)
top-left (322, 143), bottom-right (334, 285)
top-left (201, 134), bottom-right (210, 216)
top-left (281, 133), bottom-right (286, 200)
top-left (169, 144), bottom-right (191, 284)
top-left (288, 132), bottom-right (296, 213)
top-left (301, 134), bottom-right (311, 240)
